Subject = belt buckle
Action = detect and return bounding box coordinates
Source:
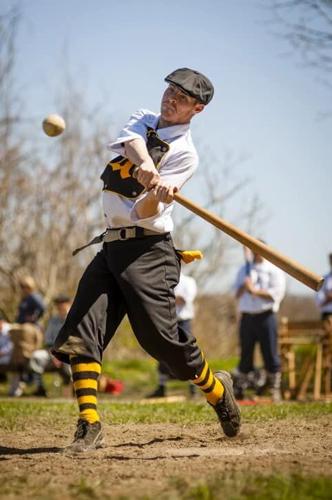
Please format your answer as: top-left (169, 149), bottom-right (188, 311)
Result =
top-left (119, 228), bottom-right (128, 240)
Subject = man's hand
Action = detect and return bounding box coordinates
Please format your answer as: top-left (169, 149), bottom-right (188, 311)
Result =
top-left (244, 276), bottom-right (273, 300)
top-left (244, 277), bottom-right (256, 295)
top-left (151, 180), bottom-right (178, 203)
top-left (135, 158), bottom-right (160, 189)
top-left (134, 180), bottom-right (178, 218)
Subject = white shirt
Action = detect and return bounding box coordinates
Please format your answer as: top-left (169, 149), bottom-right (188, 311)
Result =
top-left (0, 322), bottom-right (13, 365)
top-left (103, 109), bottom-right (199, 233)
top-left (175, 273), bottom-right (197, 321)
top-left (316, 271), bottom-right (332, 314)
top-left (234, 260), bottom-right (286, 314)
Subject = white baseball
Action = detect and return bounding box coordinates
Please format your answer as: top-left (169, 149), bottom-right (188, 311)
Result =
top-left (42, 114), bottom-right (66, 137)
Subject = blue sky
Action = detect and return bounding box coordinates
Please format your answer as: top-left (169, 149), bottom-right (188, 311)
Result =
top-left (3, 0), bottom-right (332, 295)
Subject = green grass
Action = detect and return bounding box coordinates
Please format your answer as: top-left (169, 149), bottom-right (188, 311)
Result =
top-left (1, 471), bottom-right (330, 500)
top-left (1, 472), bottom-right (331, 500)
top-left (171, 473), bottom-right (332, 500)
top-left (0, 357), bottom-right (239, 400)
top-left (0, 400), bottom-right (331, 431)
top-left (101, 357), bottom-right (239, 397)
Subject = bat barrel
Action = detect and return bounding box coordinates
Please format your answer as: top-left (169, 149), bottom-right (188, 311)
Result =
top-left (174, 192), bottom-right (324, 292)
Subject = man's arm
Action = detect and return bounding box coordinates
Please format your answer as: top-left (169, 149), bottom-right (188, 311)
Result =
top-left (125, 138), bottom-right (178, 218)
top-left (244, 279), bottom-right (273, 300)
top-left (125, 138), bottom-right (159, 189)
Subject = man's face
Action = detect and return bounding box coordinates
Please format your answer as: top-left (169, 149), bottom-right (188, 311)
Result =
top-left (20, 284), bottom-right (32, 298)
top-left (56, 302), bottom-right (71, 318)
top-left (160, 84), bottom-right (204, 125)
top-left (253, 253), bottom-right (264, 264)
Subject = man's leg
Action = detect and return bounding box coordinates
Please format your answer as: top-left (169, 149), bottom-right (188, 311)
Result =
top-left (113, 235), bottom-right (240, 437)
top-left (234, 314), bottom-right (256, 399)
top-left (52, 250), bottom-right (126, 452)
top-left (257, 311), bottom-right (282, 402)
top-left (64, 355), bottom-right (105, 452)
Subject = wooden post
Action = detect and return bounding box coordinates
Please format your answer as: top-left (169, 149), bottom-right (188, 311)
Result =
top-left (314, 343), bottom-right (323, 401)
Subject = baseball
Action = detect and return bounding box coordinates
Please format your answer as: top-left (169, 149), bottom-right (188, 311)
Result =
top-left (42, 114), bottom-right (66, 137)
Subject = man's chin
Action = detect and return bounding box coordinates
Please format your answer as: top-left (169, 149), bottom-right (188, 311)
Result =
top-left (160, 111), bottom-right (176, 124)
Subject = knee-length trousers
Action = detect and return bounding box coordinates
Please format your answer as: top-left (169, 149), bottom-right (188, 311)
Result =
top-left (52, 233), bottom-right (204, 380)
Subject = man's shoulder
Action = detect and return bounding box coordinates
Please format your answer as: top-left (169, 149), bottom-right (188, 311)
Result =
top-left (131, 109), bottom-right (158, 126)
top-left (30, 293), bottom-right (45, 306)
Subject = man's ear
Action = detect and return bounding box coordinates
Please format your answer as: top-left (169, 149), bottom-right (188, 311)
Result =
top-left (194, 103), bottom-right (205, 115)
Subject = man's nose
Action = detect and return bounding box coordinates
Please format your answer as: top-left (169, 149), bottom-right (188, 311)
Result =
top-left (167, 93), bottom-right (177, 104)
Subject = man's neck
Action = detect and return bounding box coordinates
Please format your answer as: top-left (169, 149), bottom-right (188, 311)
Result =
top-left (157, 117), bottom-right (190, 129)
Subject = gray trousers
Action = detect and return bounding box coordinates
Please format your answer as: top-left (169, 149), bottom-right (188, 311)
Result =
top-left (52, 233), bottom-right (204, 380)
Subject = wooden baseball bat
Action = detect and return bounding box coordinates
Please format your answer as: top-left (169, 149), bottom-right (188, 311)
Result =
top-left (173, 192), bottom-right (324, 291)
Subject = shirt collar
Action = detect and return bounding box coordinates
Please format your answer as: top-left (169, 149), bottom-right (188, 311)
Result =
top-left (153, 114), bottom-right (190, 141)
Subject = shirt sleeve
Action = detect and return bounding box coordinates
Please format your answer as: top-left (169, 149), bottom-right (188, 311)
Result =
top-left (107, 109), bottom-right (154, 156)
top-left (266, 268), bottom-right (286, 303)
top-left (316, 279), bottom-right (326, 306)
top-left (233, 266), bottom-right (246, 293)
top-left (129, 149), bottom-right (198, 224)
top-left (159, 149), bottom-right (198, 189)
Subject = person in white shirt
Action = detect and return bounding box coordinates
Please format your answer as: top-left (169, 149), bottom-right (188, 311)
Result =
top-left (316, 253), bottom-right (332, 332)
top-left (0, 314), bottom-right (13, 382)
top-left (316, 253), bottom-right (332, 318)
top-left (52, 68), bottom-right (240, 452)
top-left (233, 245), bottom-right (286, 402)
top-left (147, 272), bottom-right (198, 398)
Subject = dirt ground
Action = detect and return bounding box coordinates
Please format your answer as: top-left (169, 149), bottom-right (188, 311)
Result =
top-left (0, 415), bottom-right (331, 499)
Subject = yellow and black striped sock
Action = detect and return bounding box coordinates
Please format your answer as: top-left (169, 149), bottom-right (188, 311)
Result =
top-left (192, 359), bottom-right (224, 406)
top-left (70, 356), bottom-right (101, 424)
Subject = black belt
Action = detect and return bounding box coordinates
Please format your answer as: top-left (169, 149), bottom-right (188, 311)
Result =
top-left (72, 227), bottom-right (164, 256)
top-left (242, 309), bottom-right (273, 317)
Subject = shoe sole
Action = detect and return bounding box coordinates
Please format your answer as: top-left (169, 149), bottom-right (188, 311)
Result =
top-left (215, 370), bottom-right (241, 437)
top-left (62, 432), bottom-right (106, 453)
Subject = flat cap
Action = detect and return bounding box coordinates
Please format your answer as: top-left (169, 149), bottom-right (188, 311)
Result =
top-left (165, 67), bottom-right (214, 105)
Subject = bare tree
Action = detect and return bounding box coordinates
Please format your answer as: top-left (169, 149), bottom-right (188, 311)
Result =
top-left (0, 7), bottom-right (28, 315)
top-left (267, 1), bottom-right (332, 88)
top-left (0, 9), bottom-right (113, 317)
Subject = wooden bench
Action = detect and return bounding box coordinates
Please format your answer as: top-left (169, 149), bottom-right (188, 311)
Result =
top-left (279, 318), bottom-right (332, 401)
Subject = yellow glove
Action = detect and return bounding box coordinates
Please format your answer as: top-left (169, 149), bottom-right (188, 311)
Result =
top-left (176, 249), bottom-right (203, 264)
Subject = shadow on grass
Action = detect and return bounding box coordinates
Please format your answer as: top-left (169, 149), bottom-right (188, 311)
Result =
top-left (0, 445), bottom-right (62, 456)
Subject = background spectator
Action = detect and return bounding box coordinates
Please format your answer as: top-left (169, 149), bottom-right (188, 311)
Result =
top-left (233, 245), bottom-right (286, 402)
top-left (29, 295), bottom-right (72, 397)
top-left (316, 253), bottom-right (332, 333)
top-left (0, 313), bottom-right (13, 382)
top-left (16, 276), bottom-right (45, 325)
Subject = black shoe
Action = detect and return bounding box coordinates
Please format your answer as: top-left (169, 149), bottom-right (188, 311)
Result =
top-left (210, 371), bottom-right (241, 438)
top-left (64, 419), bottom-right (105, 453)
top-left (32, 387), bottom-right (48, 398)
top-left (146, 385), bottom-right (166, 398)
top-left (188, 383), bottom-right (198, 399)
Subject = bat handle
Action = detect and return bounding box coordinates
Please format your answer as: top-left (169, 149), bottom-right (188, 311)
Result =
top-left (132, 166), bottom-right (139, 179)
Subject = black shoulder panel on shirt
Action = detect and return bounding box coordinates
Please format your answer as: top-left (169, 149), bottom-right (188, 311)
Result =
top-left (100, 128), bottom-right (170, 199)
